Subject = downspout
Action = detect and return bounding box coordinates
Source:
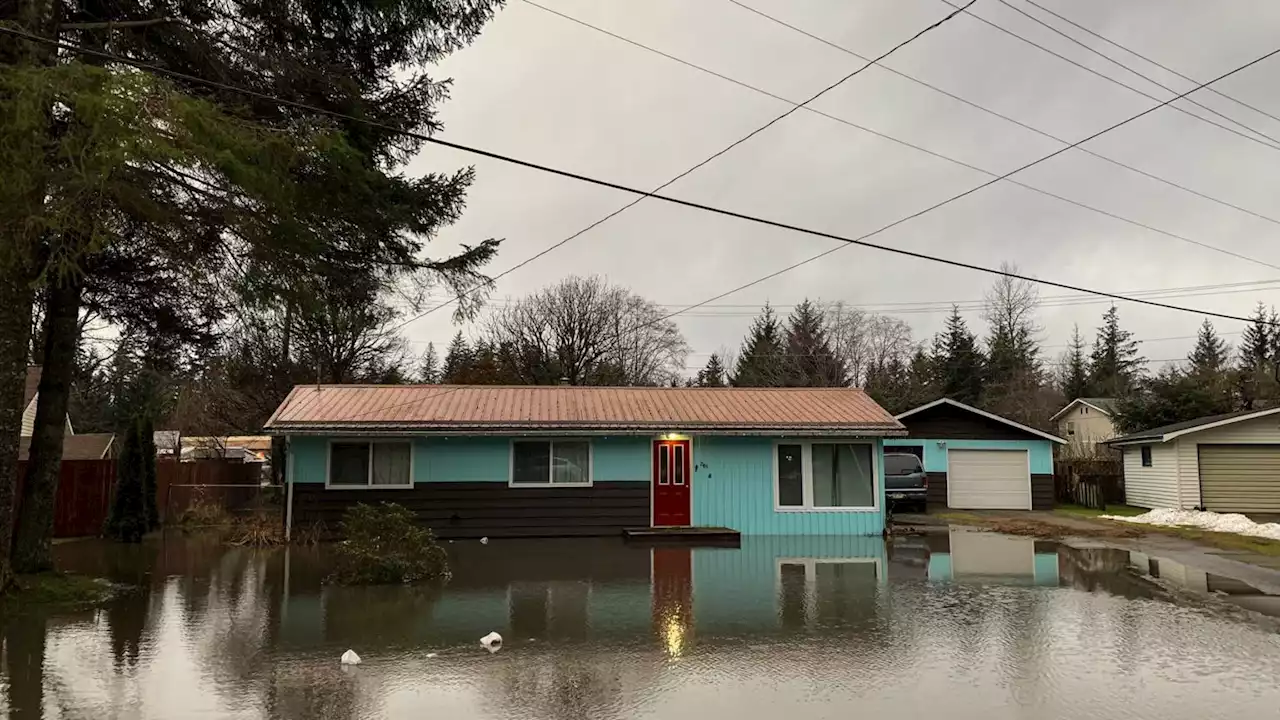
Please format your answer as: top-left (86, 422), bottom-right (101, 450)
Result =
top-left (285, 436), bottom-right (295, 542)
top-left (1174, 439), bottom-right (1182, 510)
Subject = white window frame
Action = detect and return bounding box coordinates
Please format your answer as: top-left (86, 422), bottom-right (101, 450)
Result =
top-left (773, 440), bottom-right (880, 512)
top-left (509, 438), bottom-right (594, 488)
top-left (325, 439), bottom-right (415, 489)
top-left (774, 557), bottom-right (884, 625)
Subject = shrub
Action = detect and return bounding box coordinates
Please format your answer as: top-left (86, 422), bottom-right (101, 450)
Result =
top-left (327, 503), bottom-right (450, 585)
top-left (226, 509), bottom-right (284, 547)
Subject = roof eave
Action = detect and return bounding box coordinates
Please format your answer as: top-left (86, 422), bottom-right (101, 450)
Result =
top-left (896, 397), bottom-right (1067, 445)
top-left (267, 424), bottom-right (908, 438)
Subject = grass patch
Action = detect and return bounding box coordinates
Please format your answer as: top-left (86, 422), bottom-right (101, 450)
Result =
top-left (1146, 526), bottom-right (1280, 556)
top-left (1055, 504), bottom-right (1147, 519)
top-left (2, 572), bottom-right (119, 610)
top-left (934, 511), bottom-right (983, 523)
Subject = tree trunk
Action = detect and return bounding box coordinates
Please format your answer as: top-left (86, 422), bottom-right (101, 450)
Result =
top-left (0, 261), bottom-right (35, 591)
top-left (13, 275), bottom-right (82, 573)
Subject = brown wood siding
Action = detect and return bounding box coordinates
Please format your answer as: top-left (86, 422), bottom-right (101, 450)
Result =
top-left (926, 472), bottom-right (948, 506)
top-left (292, 481), bottom-right (650, 539)
top-left (925, 472), bottom-right (1054, 509)
top-left (901, 404), bottom-right (1043, 441)
top-left (1031, 474), bottom-right (1054, 511)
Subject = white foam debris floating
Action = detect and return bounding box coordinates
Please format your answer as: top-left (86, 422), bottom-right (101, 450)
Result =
top-left (1102, 509), bottom-right (1280, 541)
top-left (480, 632), bottom-right (503, 652)
top-left (480, 537), bottom-right (489, 545)
top-left (341, 649), bottom-right (362, 665)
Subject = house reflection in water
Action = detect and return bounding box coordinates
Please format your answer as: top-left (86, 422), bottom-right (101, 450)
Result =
top-left (1126, 551), bottom-right (1280, 617)
top-left (925, 529), bottom-right (1060, 586)
top-left (277, 536), bottom-right (889, 654)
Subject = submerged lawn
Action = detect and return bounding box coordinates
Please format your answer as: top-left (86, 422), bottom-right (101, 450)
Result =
top-left (1, 572), bottom-right (118, 610)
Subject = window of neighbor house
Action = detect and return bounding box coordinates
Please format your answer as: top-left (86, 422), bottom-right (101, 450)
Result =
top-left (328, 441), bottom-right (412, 488)
top-left (511, 440), bottom-right (592, 486)
top-left (775, 442), bottom-right (876, 510)
top-left (1066, 421), bottom-right (1076, 437)
top-left (1140, 446), bottom-right (1153, 467)
top-left (1081, 406), bottom-right (1089, 415)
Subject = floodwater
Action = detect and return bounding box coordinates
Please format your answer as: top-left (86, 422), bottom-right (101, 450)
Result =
top-left (2, 530), bottom-right (1280, 719)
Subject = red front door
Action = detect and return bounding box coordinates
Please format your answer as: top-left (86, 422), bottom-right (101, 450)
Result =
top-left (652, 439), bottom-right (691, 526)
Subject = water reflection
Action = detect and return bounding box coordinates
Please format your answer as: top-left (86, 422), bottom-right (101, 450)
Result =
top-left (0, 533), bottom-right (1277, 719)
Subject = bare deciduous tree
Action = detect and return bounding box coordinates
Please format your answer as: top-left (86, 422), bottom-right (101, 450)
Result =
top-left (483, 276), bottom-right (689, 386)
top-left (825, 302), bottom-right (913, 388)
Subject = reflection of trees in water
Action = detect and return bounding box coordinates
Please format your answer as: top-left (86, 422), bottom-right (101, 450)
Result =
top-left (484, 651), bottom-right (631, 720)
top-left (321, 583), bottom-right (443, 645)
top-left (5, 612), bottom-right (49, 720)
top-left (263, 662), bottom-right (360, 720)
top-left (107, 591), bottom-right (151, 671)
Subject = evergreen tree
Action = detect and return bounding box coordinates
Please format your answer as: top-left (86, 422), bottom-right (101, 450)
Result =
top-left (106, 421), bottom-right (148, 543)
top-left (1238, 302), bottom-right (1272, 370)
top-left (1059, 324), bottom-right (1090, 399)
top-left (783, 300), bottom-right (849, 387)
top-left (140, 416), bottom-right (159, 530)
top-left (419, 342), bottom-right (441, 384)
top-left (1188, 320), bottom-right (1229, 375)
top-left (441, 332), bottom-right (473, 383)
top-left (1088, 306), bottom-right (1144, 397)
top-left (731, 305), bottom-right (786, 387)
top-left (936, 306), bottom-right (985, 405)
top-left (697, 354), bottom-right (728, 387)
top-left (865, 354), bottom-right (911, 413)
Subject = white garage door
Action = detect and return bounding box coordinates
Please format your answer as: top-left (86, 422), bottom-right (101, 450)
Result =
top-left (948, 449), bottom-right (1031, 510)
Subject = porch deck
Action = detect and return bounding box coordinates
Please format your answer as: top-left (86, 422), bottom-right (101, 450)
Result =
top-left (622, 526), bottom-right (741, 546)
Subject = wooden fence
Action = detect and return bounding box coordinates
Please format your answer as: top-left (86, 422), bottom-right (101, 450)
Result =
top-left (1054, 458), bottom-right (1124, 510)
top-left (15, 459), bottom-right (116, 538)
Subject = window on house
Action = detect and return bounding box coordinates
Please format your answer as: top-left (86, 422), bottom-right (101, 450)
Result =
top-left (1140, 445), bottom-right (1153, 467)
top-left (1081, 406), bottom-right (1089, 415)
top-left (328, 441), bottom-right (412, 487)
top-left (775, 442), bottom-right (876, 509)
top-left (1066, 421), bottom-right (1076, 437)
top-left (511, 440), bottom-right (592, 486)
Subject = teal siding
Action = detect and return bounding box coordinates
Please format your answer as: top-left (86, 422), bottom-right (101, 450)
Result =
top-left (885, 437), bottom-right (1055, 474)
top-left (289, 435), bottom-right (651, 485)
top-left (1033, 552), bottom-right (1061, 586)
top-left (592, 437), bottom-right (650, 481)
top-left (691, 437), bottom-right (885, 535)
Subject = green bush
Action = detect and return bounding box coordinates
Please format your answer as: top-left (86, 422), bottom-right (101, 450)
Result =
top-left (327, 503), bottom-right (450, 585)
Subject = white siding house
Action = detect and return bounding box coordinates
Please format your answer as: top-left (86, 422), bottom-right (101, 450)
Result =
top-left (1110, 408), bottom-right (1280, 512)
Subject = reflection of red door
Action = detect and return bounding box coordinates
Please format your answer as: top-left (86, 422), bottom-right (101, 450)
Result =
top-left (652, 547), bottom-right (693, 656)
top-left (652, 439), bottom-right (691, 526)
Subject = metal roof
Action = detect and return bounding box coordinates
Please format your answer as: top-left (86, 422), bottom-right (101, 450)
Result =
top-left (18, 433), bottom-right (115, 461)
top-left (265, 385), bottom-right (905, 436)
top-left (1107, 407), bottom-right (1280, 445)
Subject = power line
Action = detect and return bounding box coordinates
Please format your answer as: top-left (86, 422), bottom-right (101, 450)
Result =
top-left (989, 0), bottom-right (1280, 146)
top-left (522, 0), bottom-right (1280, 274)
top-left (935, 0), bottom-right (1280, 152)
top-left (1021, 0), bottom-right (1280, 129)
top-left (724, 0), bottom-right (1280, 230)
top-left (6, 27), bottom-right (1278, 333)
top-left (386, 0), bottom-right (979, 331)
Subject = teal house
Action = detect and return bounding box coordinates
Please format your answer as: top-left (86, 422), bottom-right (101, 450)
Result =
top-left (264, 385), bottom-right (905, 538)
top-left (885, 398), bottom-right (1066, 510)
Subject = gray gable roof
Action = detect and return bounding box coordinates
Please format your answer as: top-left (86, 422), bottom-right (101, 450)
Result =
top-left (1108, 407), bottom-right (1279, 444)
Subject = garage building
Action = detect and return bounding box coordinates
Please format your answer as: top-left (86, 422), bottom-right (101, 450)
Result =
top-left (1108, 408), bottom-right (1280, 512)
top-left (885, 398), bottom-right (1066, 511)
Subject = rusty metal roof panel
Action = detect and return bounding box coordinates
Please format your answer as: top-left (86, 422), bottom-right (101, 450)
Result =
top-left (265, 385), bottom-right (904, 435)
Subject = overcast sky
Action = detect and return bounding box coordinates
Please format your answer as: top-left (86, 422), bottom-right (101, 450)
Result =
top-left (400, 0), bottom-right (1280, 375)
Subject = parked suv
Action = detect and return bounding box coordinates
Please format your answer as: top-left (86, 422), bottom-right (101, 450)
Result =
top-left (884, 452), bottom-right (927, 512)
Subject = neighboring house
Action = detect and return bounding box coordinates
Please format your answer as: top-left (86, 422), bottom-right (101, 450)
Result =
top-left (180, 435), bottom-right (271, 463)
top-left (264, 384), bottom-right (905, 538)
top-left (1108, 408), bottom-right (1280, 513)
top-left (20, 365), bottom-right (75, 437)
top-left (18, 433), bottom-right (115, 461)
top-left (885, 398), bottom-right (1066, 511)
top-left (1050, 397), bottom-right (1118, 453)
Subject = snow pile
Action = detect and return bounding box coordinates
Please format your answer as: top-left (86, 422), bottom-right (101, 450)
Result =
top-left (1102, 508), bottom-right (1280, 541)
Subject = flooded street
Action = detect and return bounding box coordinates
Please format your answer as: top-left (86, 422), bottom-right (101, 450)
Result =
top-left (3, 532), bottom-right (1280, 719)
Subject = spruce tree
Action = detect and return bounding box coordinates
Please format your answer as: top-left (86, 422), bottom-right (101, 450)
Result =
top-left (936, 306), bottom-right (985, 405)
top-left (783, 299), bottom-right (849, 386)
top-left (1189, 320), bottom-right (1229, 374)
top-left (731, 304), bottom-right (786, 387)
top-left (1088, 306), bottom-right (1144, 397)
top-left (1059, 324), bottom-right (1090, 399)
top-left (698, 354), bottom-right (728, 387)
top-left (1238, 302), bottom-right (1272, 370)
top-left (419, 342), bottom-right (441, 384)
top-left (441, 332), bottom-right (473, 383)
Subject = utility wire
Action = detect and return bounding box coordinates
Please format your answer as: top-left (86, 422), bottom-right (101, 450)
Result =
top-left (385, 0), bottom-right (979, 330)
top-left (4, 26), bottom-right (1278, 332)
top-left (724, 0), bottom-right (1280, 230)
top-left (525, 0), bottom-right (1280, 275)
top-left (989, 0), bottom-right (1280, 147)
top-left (1022, 0), bottom-right (1280, 129)
top-left (934, 0), bottom-right (1280, 152)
